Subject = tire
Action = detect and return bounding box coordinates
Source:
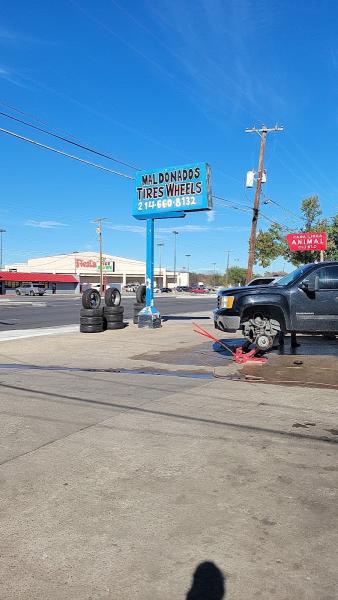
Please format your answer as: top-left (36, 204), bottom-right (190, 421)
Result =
top-left (80, 317), bottom-right (103, 325)
top-left (16, 290), bottom-right (20, 295)
top-left (80, 324), bottom-right (104, 333)
top-left (134, 302), bottom-right (145, 312)
top-left (136, 285), bottom-right (146, 304)
top-left (80, 308), bottom-right (103, 317)
top-left (103, 306), bottom-right (124, 315)
top-left (104, 287), bottom-right (121, 307)
top-left (106, 321), bottom-right (126, 330)
top-left (105, 314), bottom-right (123, 323)
top-left (82, 288), bottom-right (101, 309)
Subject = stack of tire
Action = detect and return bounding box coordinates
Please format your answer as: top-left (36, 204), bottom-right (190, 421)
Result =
top-left (104, 287), bottom-right (125, 330)
top-left (80, 288), bottom-right (105, 333)
top-left (133, 285), bottom-right (146, 324)
top-left (80, 287), bottom-right (125, 333)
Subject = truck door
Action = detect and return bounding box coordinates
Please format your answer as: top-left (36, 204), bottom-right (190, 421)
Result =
top-left (290, 265), bottom-right (338, 332)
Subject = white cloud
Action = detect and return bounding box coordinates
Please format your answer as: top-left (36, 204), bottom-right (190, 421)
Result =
top-left (107, 224), bottom-right (145, 235)
top-left (25, 220), bottom-right (70, 229)
top-left (107, 223), bottom-right (249, 236)
top-left (215, 226), bottom-right (250, 232)
top-left (157, 225), bottom-right (208, 233)
top-left (207, 210), bottom-right (215, 223)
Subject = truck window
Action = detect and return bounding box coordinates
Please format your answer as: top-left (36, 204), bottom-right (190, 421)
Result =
top-left (275, 265), bottom-right (311, 287)
top-left (317, 266), bottom-right (338, 290)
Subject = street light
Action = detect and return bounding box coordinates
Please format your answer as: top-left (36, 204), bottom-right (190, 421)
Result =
top-left (225, 250), bottom-right (232, 287)
top-left (185, 254), bottom-right (191, 273)
top-left (212, 262), bottom-right (217, 287)
top-left (157, 242), bottom-right (164, 284)
top-left (172, 231), bottom-right (179, 287)
top-left (91, 218), bottom-right (107, 295)
top-left (0, 229), bottom-right (6, 270)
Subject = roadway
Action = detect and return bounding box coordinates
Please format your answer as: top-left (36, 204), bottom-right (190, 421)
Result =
top-left (0, 295), bottom-right (216, 331)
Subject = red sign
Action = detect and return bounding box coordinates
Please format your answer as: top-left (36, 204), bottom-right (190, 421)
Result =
top-left (75, 259), bottom-right (97, 269)
top-left (286, 232), bottom-right (327, 252)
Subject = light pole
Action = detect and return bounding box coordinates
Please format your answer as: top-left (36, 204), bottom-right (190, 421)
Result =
top-left (0, 229), bottom-right (6, 270)
top-left (173, 231), bottom-right (179, 288)
top-left (225, 250), bottom-right (232, 287)
top-left (157, 242), bottom-right (164, 285)
top-left (212, 262), bottom-right (217, 287)
top-left (91, 218), bottom-right (107, 295)
top-left (185, 254), bottom-right (191, 286)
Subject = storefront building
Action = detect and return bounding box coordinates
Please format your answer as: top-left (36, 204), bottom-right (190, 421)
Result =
top-left (4, 252), bottom-right (189, 291)
top-left (0, 271), bottom-right (79, 294)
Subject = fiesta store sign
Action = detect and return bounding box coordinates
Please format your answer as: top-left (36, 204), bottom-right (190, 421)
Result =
top-left (75, 258), bottom-right (115, 271)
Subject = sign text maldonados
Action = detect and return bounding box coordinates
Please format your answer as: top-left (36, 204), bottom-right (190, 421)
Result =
top-left (133, 162), bottom-right (212, 219)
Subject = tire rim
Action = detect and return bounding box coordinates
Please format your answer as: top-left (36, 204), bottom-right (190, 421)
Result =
top-left (88, 291), bottom-right (101, 308)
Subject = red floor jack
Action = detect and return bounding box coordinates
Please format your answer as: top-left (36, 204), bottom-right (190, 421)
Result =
top-left (192, 323), bottom-right (267, 364)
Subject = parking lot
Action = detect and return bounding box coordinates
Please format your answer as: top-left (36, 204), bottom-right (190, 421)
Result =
top-left (0, 295), bottom-right (216, 332)
top-left (0, 309), bottom-right (337, 599)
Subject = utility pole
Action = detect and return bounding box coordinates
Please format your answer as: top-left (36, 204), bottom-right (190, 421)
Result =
top-left (0, 229), bottom-right (6, 270)
top-left (245, 124), bottom-right (283, 283)
top-left (225, 250), bottom-right (232, 287)
top-left (92, 217), bottom-right (107, 295)
top-left (172, 231), bottom-right (179, 288)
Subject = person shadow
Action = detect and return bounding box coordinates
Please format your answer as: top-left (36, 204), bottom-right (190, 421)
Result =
top-left (186, 561), bottom-right (226, 599)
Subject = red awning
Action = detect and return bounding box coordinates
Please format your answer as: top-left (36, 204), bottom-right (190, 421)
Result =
top-left (0, 272), bottom-right (78, 283)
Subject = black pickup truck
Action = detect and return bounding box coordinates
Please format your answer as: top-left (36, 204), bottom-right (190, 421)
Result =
top-left (214, 262), bottom-right (338, 350)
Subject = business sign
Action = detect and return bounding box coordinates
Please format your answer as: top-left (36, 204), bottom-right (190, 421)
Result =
top-left (133, 162), bottom-right (212, 219)
top-left (75, 258), bottom-right (115, 271)
top-left (286, 232), bottom-right (327, 252)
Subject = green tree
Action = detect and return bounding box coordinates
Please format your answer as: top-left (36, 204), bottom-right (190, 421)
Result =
top-left (254, 223), bottom-right (287, 268)
top-left (255, 195), bottom-right (334, 268)
top-left (226, 266), bottom-right (250, 286)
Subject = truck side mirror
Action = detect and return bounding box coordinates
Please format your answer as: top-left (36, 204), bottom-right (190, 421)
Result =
top-left (300, 279), bottom-right (316, 293)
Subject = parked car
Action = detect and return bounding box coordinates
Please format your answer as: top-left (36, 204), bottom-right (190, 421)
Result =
top-left (214, 262), bottom-right (338, 351)
top-left (16, 283), bottom-right (46, 296)
top-left (160, 287), bottom-right (172, 293)
top-left (247, 277), bottom-right (278, 286)
top-left (191, 287), bottom-right (209, 294)
top-left (176, 286), bottom-right (192, 292)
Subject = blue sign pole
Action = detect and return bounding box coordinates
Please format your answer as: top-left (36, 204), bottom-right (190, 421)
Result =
top-left (138, 218), bottom-right (161, 328)
top-left (146, 218), bottom-right (154, 308)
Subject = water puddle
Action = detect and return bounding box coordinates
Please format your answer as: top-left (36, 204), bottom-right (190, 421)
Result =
top-left (0, 363), bottom-right (213, 379)
top-left (240, 355), bottom-right (338, 390)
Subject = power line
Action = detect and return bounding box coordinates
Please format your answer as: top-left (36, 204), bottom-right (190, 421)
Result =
top-left (261, 193), bottom-right (302, 223)
top-left (213, 194), bottom-right (290, 230)
top-left (0, 109), bottom-right (140, 171)
top-left (0, 127), bottom-right (134, 180)
top-left (212, 195), bottom-right (252, 214)
top-left (0, 100), bottom-right (84, 143)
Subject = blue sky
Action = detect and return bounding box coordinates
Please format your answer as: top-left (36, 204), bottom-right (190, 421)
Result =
top-left (0, 0), bottom-right (338, 274)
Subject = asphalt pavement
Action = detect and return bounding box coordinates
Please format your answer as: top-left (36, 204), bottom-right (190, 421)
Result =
top-left (0, 295), bottom-right (216, 331)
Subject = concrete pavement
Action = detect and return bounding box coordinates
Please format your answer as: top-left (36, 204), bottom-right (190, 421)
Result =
top-left (0, 316), bottom-right (337, 599)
